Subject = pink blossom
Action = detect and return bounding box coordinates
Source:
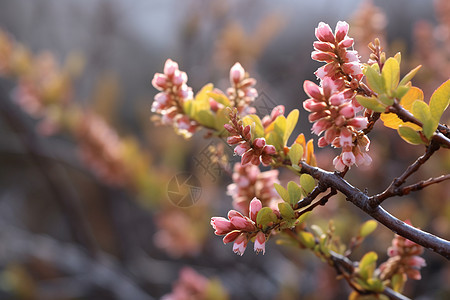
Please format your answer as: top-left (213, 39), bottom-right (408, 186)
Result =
top-left (233, 234), bottom-right (248, 256)
top-left (254, 231), bottom-right (266, 255)
top-left (249, 198), bottom-right (262, 222)
top-left (211, 217), bottom-right (234, 235)
top-left (230, 62), bottom-right (245, 84)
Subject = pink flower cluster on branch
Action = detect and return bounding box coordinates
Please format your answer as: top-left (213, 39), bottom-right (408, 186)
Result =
top-left (303, 21), bottom-right (372, 171)
top-left (225, 108), bottom-right (276, 166)
top-left (313, 21), bottom-right (363, 83)
top-left (151, 59), bottom-right (198, 137)
top-left (379, 222), bottom-right (427, 281)
top-left (211, 198), bottom-right (268, 255)
top-left (227, 163), bottom-right (280, 215)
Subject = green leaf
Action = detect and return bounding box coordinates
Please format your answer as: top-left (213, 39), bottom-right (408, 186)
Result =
top-left (367, 278), bottom-right (384, 293)
top-left (256, 207), bottom-right (277, 228)
top-left (197, 110), bottom-right (215, 128)
top-left (359, 252), bottom-right (378, 280)
top-left (266, 131), bottom-right (284, 151)
top-left (393, 85), bottom-right (410, 100)
top-left (296, 211), bottom-right (311, 224)
top-left (429, 79), bottom-right (450, 127)
top-left (278, 202), bottom-right (295, 220)
top-left (398, 125), bottom-right (424, 145)
top-left (298, 231), bottom-right (315, 249)
top-left (378, 94), bottom-right (394, 106)
top-left (300, 174), bottom-right (315, 195)
top-left (207, 91), bottom-right (230, 107)
top-left (288, 143), bottom-right (303, 166)
top-left (359, 220), bottom-right (378, 238)
top-left (356, 95), bottom-right (386, 112)
top-left (287, 181), bottom-right (303, 206)
top-left (284, 109), bottom-right (299, 145)
top-left (399, 65), bottom-right (422, 86)
top-left (412, 100), bottom-right (435, 139)
top-left (274, 116), bottom-right (287, 144)
top-left (310, 224), bottom-right (324, 237)
top-left (382, 57), bottom-right (400, 94)
top-left (243, 115), bottom-right (264, 139)
top-left (364, 65), bottom-right (384, 94)
top-left (274, 183), bottom-right (290, 203)
top-left (214, 108), bottom-right (230, 132)
top-left (394, 52), bottom-right (401, 65)
top-left (391, 273), bottom-right (405, 292)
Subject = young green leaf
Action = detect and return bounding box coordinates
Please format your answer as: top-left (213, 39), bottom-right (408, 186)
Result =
top-left (287, 181), bottom-right (303, 205)
top-left (207, 91), bottom-right (230, 106)
top-left (398, 125), bottom-right (425, 145)
top-left (359, 251), bottom-right (378, 280)
top-left (288, 143), bottom-right (303, 166)
top-left (284, 109), bottom-right (299, 145)
top-left (243, 115), bottom-right (264, 139)
top-left (364, 65), bottom-right (384, 94)
top-left (296, 211), bottom-right (311, 224)
top-left (412, 100), bottom-right (435, 139)
top-left (429, 79), bottom-right (450, 125)
top-left (298, 231), bottom-right (315, 249)
top-left (356, 95), bottom-right (386, 112)
top-left (300, 174), bottom-right (316, 195)
top-left (382, 57), bottom-right (400, 94)
top-left (278, 202), bottom-right (295, 220)
top-left (256, 207), bottom-right (278, 228)
top-left (197, 110), bottom-right (216, 128)
top-left (398, 65), bottom-right (421, 86)
top-left (274, 183), bottom-right (290, 203)
top-left (359, 220), bottom-right (378, 238)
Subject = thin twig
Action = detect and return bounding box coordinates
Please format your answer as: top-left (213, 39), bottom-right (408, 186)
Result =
top-left (370, 141), bottom-right (440, 207)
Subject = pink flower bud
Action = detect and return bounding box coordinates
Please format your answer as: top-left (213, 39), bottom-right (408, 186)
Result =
top-left (334, 21), bottom-right (349, 42)
top-left (339, 128), bottom-right (353, 147)
top-left (241, 149), bottom-right (254, 165)
top-left (228, 210), bottom-right (244, 219)
top-left (224, 123), bottom-right (236, 134)
top-left (260, 154), bottom-right (272, 166)
top-left (313, 41), bottom-right (334, 52)
top-left (303, 99), bottom-right (327, 112)
top-left (250, 155), bottom-right (260, 166)
top-left (303, 80), bottom-right (322, 100)
top-left (234, 142), bottom-right (250, 156)
top-left (338, 37), bottom-right (354, 48)
top-left (318, 136), bottom-right (329, 147)
top-left (315, 22), bottom-right (335, 43)
top-left (230, 62), bottom-right (245, 84)
top-left (223, 230), bottom-right (241, 244)
top-left (324, 127), bottom-right (339, 144)
top-left (345, 50), bottom-right (359, 63)
top-left (308, 111), bottom-right (330, 122)
top-left (152, 73), bottom-right (167, 89)
top-left (270, 105), bottom-right (285, 119)
top-left (263, 145), bottom-right (276, 155)
top-left (154, 92), bottom-right (168, 105)
top-left (230, 216), bottom-right (255, 231)
top-left (249, 198), bottom-right (262, 222)
top-left (254, 231), bottom-right (266, 255)
top-left (227, 135), bottom-right (243, 145)
top-left (339, 104), bottom-right (355, 118)
top-left (329, 93), bottom-right (345, 106)
top-left (211, 217), bottom-right (234, 235)
top-left (333, 156), bottom-right (346, 172)
top-left (342, 150), bottom-right (355, 166)
top-left (245, 87), bottom-right (258, 98)
top-left (312, 119), bottom-right (331, 135)
top-left (347, 117), bottom-right (368, 130)
top-left (243, 125), bottom-right (251, 140)
top-left (163, 59), bottom-right (179, 77)
top-left (172, 70), bottom-right (187, 86)
top-left (311, 51), bottom-right (337, 62)
top-left (342, 62), bottom-right (363, 77)
top-left (233, 234), bottom-right (248, 256)
top-left (253, 138), bottom-right (266, 149)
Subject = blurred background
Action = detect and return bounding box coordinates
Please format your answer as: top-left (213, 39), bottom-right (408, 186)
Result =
top-left (0, 0), bottom-right (449, 299)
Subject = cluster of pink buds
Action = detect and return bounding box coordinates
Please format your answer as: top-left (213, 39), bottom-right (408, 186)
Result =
top-left (303, 77), bottom-right (371, 171)
top-left (312, 21), bottom-right (363, 83)
top-left (151, 59), bottom-right (197, 137)
top-left (211, 198), bottom-right (268, 255)
top-left (379, 222), bottom-right (426, 281)
top-left (227, 163), bottom-right (280, 214)
top-left (261, 105), bottom-right (285, 128)
top-left (225, 109), bottom-right (276, 166)
top-left (227, 63), bottom-right (258, 115)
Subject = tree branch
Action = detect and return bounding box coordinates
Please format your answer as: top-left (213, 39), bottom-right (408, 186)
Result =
top-left (370, 141), bottom-right (440, 206)
top-left (296, 162), bottom-right (450, 259)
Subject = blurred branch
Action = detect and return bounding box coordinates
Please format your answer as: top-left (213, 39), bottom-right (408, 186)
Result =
top-left (0, 221), bottom-right (153, 300)
top-left (0, 83), bottom-right (99, 258)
